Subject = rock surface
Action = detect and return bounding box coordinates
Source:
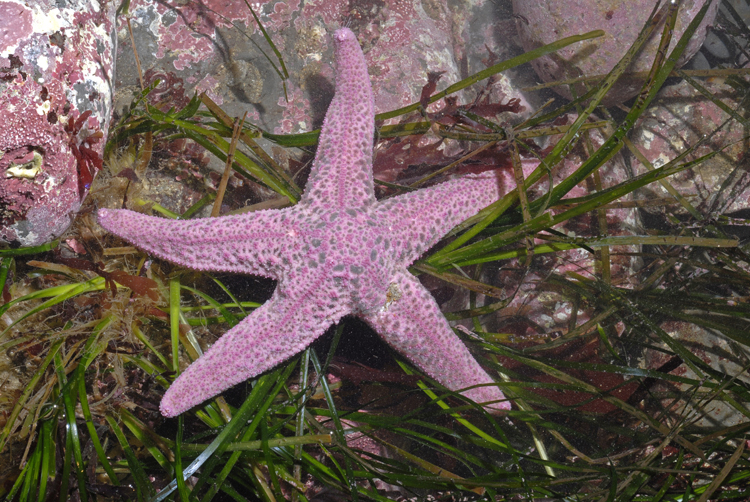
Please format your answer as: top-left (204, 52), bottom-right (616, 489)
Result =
top-left (513, 0), bottom-right (719, 104)
top-left (0, 0), bottom-right (117, 247)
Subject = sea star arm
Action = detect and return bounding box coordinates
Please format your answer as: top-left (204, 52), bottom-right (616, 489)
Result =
top-left (98, 208), bottom-right (297, 279)
top-left (160, 275), bottom-right (350, 416)
top-left (300, 28), bottom-right (376, 212)
top-left (362, 270), bottom-right (509, 413)
top-left (374, 172), bottom-right (512, 266)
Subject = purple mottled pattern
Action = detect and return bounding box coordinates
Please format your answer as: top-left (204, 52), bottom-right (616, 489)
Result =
top-left (99, 28), bottom-right (511, 417)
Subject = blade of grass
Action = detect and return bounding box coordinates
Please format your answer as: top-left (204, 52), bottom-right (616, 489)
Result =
top-left (169, 275), bottom-right (181, 372)
top-left (430, 148), bottom-right (719, 267)
top-left (309, 350), bottom-right (359, 500)
top-left (152, 366), bottom-right (286, 502)
top-left (198, 362), bottom-right (296, 502)
top-left (175, 415), bottom-right (189, 502)
top-left (0, 338), bottom-right (64, 452)
top-left (0, 240), bottom-right (59, 257)
top-left (119, 408), bottom-right (172, 473)
top-left (76, 317), bottom-right (120, 485)
top-left (37, 416), bottom-right (55, 502)
top-left (431, 2), bottom-right (673, 262)
top-left (106, 414), bottom-right (155, 501)
top-left (0, 256), bottom-right (11, 300)
top-left (395, 360), bottom-right (510, 450)
top-left (430, 1), bottom-right (715, 269)
top-left (0, 277), bottom-right (107, 335)
top-left (181, 284), bottom-right (239, 328)
top-left (54, 351), bottom-right (88, 502)
top-left (378, 30), bottom-right (605, 121)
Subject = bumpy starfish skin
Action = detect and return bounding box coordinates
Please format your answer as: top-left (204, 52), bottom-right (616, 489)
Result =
top-left (99, 28), bottom-right (511, 417)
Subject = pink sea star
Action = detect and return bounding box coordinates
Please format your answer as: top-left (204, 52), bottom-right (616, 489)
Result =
top-left (98, 28), bottom-right (511, 417)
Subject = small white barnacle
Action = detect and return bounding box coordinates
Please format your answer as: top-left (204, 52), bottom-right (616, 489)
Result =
top-left (380, 282), bottom-right (402, 312)
top-left (6, 151), bottom-right (44, 179)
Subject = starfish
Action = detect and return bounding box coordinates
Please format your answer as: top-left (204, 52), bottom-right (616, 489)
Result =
top-left (99, 28), bottom-right (511, 417)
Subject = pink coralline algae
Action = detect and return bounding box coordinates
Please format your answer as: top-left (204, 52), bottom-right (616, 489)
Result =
top-left (100, 28), bottom-right (512, 417)
top-left (514, 0), bottom-right (719, 105)
top-left (1, 0), bottom-right (116, 247)
top-left (631, 80), bottom-right (749, 216)
top-left (123, 0), bottom-right (488, 137)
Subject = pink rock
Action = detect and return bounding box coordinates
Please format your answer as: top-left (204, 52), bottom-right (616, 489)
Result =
top-left (513, 0), bottom-right (719, 104)
top-left (645, 320), bottom-right (750, 428)
top-left (121, 0), bottom-right (507, 134)
top-left (630, 79), bottom-right (748, 216)
top-left (0, 0), bottom-right (116, 247)
top-left (493, 115), bottom-right (642, 336)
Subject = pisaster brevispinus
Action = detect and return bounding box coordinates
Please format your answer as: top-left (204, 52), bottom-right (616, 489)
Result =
top-left (99, 28), bottom-right (511, 417)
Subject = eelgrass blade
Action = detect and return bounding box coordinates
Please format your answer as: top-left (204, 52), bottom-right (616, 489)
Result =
top-left (210, 276), bottom-right (250, 317)
top-left (430, 148), bottom-right (719, 267)
top-left (377, 30), bottom-right (605, 121)
top-left (131, 322), bottom-right (171, 369)
top-left (199, 93), bottom-right (301, 200)
top-left (0, 277), bottom-right (107, 335)
top-left (36, 416), bottom-right (55, 502)
top-left (106, 414), bottom-right (155, 501)
top-left (309, 350), bottom-right (358, 500)
top-left (75, 317), bottom-right (120, 486)
top-left (169, 276), bottom-right (181, 372)
top-left (242, 0), bottom-right (288, 80)
top-left (4, 452), bottom-right (30, 501)
top-left (260, 419), bottom-right (283, 500)
top-left (488, 343), bottom-right (707, 459)
top-left (0, 256), bottom-right (11, 301)
top-left (24, 424), bottom-right (41, 502)
top-left (293, 347), bottom-right (311, 496)
top-left (197, 363), bottom-right (295, 502)
top-left (175, 415), bottom-right (189, 502)
top-left (652, 448), bottom-right (684, 502)
top-left (151, 365), bottom-right (288, 502)
top-left (0, 338), bottom-right (64, 452)
top-left (119, 408), bottom-right (171, 473)
top-left (181, 284), bottom-right (239, 328)
top-left (394, 360), bottom-right (510, 450)
top-left (429, 0), bottom-right (715, 269)
top-left (179, 126), bottom-right (298, 203)
top-left (0, 240), bottom-right (59, 257)
top-left (430, 2), bottom-right (674, 263)
top-left (53, 351), bottom-right (88, 502)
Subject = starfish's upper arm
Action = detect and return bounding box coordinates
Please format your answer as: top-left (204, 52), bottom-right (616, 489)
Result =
top-left (300, 28), bottom-right (376, 212)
